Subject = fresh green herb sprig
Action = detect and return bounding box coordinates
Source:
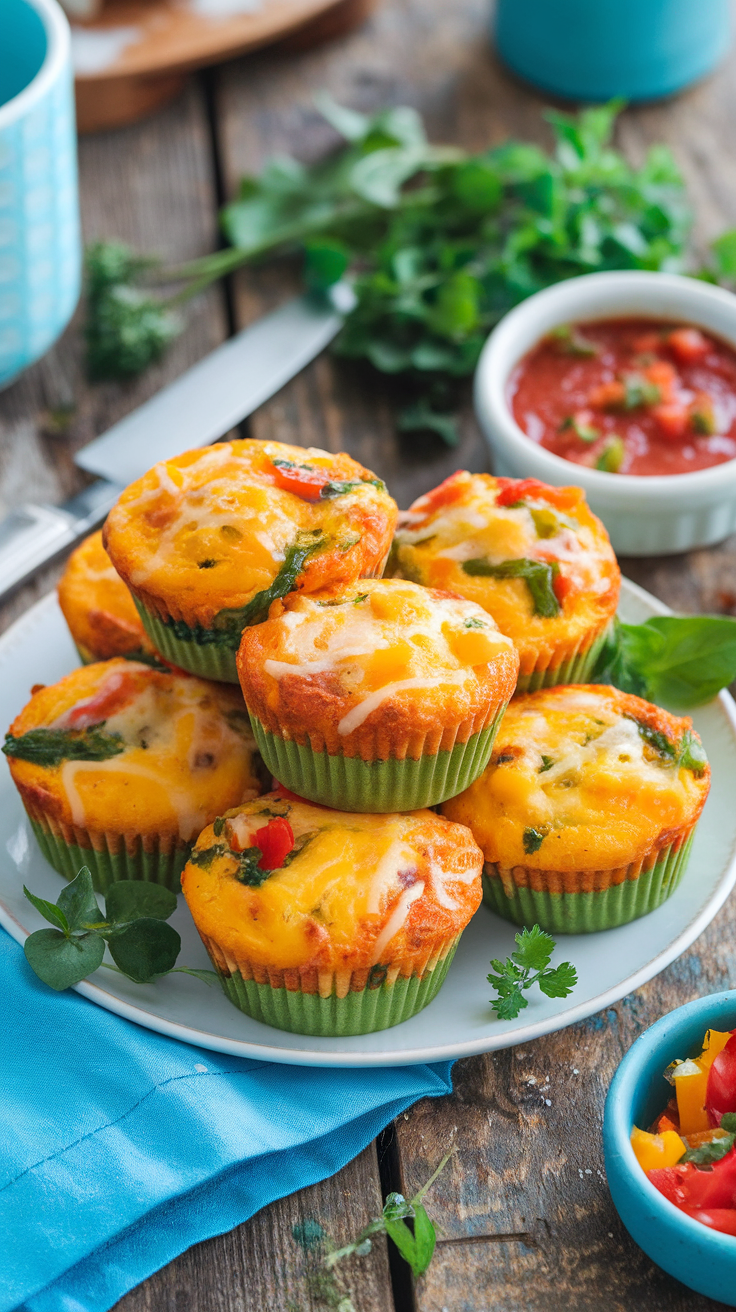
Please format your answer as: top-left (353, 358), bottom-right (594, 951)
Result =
top-left (85, 242), bottom-right (181, 381)
top-left (3, 725), bottom-right (124, 766)
top-left (487, 925), bottom-right (578, 1020)
top-left (593, 615), bottom-right (736, 710)
top-left (23, 867), bottom-right (217, 991)
top-left (292, 1149), bottom-right (453, 1296)
top-left (84, 96), bottom-right (736, 444)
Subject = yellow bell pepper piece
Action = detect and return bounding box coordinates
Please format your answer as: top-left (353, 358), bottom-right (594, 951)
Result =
top-left (699, 1029), bottom-right (733, 1070)
top-left (673, 1061), bottom-right (711, 1135)
top-left (630, 1125), bottom-right (686, 1173)
top-left (672, 1031), bottom-right (732, 1135)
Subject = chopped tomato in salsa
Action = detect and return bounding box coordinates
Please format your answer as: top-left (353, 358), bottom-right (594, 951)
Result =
top-left (508, 319), bottom-right (736, 476)
top-left (630, 1024), bottom-right (736, 1238)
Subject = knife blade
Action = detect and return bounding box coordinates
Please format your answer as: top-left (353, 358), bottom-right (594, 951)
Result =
top-left (0, 285), bottom-right (352, 603)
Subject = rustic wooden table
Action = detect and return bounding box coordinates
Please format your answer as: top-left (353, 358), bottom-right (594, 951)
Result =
top-left (3, 1), bottom-right (736, 1307)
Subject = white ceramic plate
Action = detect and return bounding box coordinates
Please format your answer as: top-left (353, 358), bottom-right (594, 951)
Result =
top-left (1, 580), bottom-right (735, 1068)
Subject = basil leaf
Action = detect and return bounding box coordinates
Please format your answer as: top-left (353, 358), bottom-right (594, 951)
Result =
top-left (462, 557), bottom-right (560, 618)
top-left (594, 616), bottom-right (736, 709)
top-left (211, 532), bottom-right (328, 644)
top-left (108, 918), bottom-right (181, 983)
top-left (3, 725), bottom-right (125, 766)
top-left (24, 928), bottom-right (105, 991)
top-left (105, 881), bottom-right (177, 925)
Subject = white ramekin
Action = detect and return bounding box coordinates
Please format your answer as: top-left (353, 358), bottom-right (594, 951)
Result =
top-left (474, 271), bottom-right (736, 556)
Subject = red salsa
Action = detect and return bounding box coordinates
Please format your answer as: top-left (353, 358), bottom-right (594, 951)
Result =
top-left (508, 319), bottom-right (736, 476)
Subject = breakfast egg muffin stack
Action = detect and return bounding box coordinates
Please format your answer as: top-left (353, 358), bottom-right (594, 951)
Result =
top-left (3, 444), bottom-right (712, 1034)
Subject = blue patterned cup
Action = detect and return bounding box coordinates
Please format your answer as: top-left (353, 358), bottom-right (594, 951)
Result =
top-left (495, 0), bottom-right (731, 103)
top-left (0, 0), bottom-right (80, 389)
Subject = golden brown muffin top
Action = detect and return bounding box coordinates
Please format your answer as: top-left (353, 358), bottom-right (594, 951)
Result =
top-left (442, 684), bottom-right (709, 872)
top-left (182, 791), bottom-right (483, 971)
top-left (103, 440), bottom-right (398, 630)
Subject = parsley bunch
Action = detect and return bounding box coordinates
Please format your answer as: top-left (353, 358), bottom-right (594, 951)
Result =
top-left (487, 925), bottom-right (578, 1020)
top-left (82, 97), bottom-right (736, 442)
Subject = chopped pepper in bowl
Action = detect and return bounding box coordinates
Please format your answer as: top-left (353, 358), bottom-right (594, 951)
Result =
top-left (631, 1026), bottom-right (736, 1236)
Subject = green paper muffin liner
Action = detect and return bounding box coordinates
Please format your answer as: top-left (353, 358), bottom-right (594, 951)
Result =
top-left (249, 703), bottom-right (508, 812)
top-left (133, 600), bottom-right (240, 683)
top-left (482, 829), bottom-right (696, 934)
top-left (204, 940), bottom-right (459, 1036)
top-left (515, 626), bottom-right (609, 694)
top-left (30, 817), bottom-right (188, 896)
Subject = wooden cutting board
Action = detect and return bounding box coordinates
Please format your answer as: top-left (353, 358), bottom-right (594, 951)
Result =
top-left (73, 0), bottom-right (376, 132)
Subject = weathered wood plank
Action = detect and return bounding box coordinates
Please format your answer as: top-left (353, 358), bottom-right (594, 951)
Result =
top-left (114, 1145), bottom-right (394, 1312)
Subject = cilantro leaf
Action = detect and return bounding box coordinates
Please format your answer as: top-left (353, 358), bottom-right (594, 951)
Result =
top-left (538, 962), bottom-right (579, 998)
top-left (488, 925), bottom-right (577, 1019)
top-left (511, 924), bottom-right (555, 971)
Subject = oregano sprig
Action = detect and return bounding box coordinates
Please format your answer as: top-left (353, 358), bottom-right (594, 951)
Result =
top-left (487, 925), bottom-right (578, 1020)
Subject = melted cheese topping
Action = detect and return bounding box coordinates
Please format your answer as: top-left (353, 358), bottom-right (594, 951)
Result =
top-left (442, 685), bottom-right (710, 872)
top-left (7, 660), bottom-right (263, 839)
top-left (57, 531), bottom-right (153, 662)
top-left (181, 795), bottom-right (483, 970)
top-left (103, 440), bottom-right (397, 629)
top-left (392, 473), bottom-right (620, 659)
top-left (238, 577), bottom-right (517, 743)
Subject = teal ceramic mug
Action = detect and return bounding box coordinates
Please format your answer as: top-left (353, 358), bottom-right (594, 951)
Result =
top-left (0, 0), bottom-right (80, 389)
top-left (494, 0), bottom-right (732, 102)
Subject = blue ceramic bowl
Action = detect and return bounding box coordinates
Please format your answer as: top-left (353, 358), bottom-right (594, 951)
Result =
top-left (603, 991), bottom-right (736, 1304)
top-left (0, 0), bottom-right (80, 390)
top-left (495, 0), bottom-right (731, 103)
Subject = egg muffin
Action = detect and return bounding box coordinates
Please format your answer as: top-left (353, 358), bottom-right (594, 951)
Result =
top-left (57, 530), bottom-right (164, 666)
top-left (103, 440), bottom-right (398, 684)
top-left (442, 685), bottom-right (709, 933)
top-left (3, 660), bottom-right (265, 893)
top-left (182, 792), bottom-right (483, 1035)
top-left (391, 473), bottom-right (619, 692)
top-left (238, 577), bottom-right (519, 812)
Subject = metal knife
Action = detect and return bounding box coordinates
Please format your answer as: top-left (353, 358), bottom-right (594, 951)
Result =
top-left (0, 283), bottom-right (354, 603)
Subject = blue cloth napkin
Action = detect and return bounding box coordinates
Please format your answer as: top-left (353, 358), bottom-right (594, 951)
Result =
top-left (0, 929), bottom-right (453, 1312)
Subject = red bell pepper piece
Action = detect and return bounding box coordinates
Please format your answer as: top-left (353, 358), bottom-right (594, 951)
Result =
top-left (416, 472), bottom-right (467, 513)
top-left (682, 1207), bottom-right (736, 1236)
top-left (648, 1164), bottom-right (693, 1207)
top-left (495, 477), bottom-right (551, 507)
top-left (649, 1148), bottom-right (736, 1211)
top-left (253, 817), bottom-right (295, 871)
top-left (64, 669), bottom-right (140, 728)
top-left (707, 1032), bottom-right (736, 1119)
top-left (269, 461), bottom-right (331, 502)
